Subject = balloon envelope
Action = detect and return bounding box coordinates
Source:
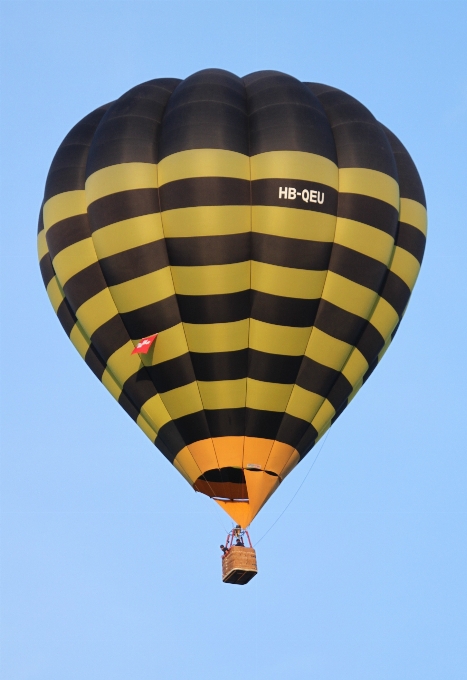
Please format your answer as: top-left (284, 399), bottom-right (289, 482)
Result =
top-left (38, 69), bottom-right (427, 527)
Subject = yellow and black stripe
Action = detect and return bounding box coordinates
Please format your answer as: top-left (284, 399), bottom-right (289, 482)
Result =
top-left (38, 70), bottom-right (427, 527)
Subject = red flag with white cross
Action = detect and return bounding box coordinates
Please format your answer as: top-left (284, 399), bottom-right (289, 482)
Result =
top-left (131, 334), bottom-right (158, 355)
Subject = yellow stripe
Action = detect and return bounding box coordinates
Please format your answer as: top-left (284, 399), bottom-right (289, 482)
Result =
top-left (321, 271), bottom-right (377, 319)
top-left (108, 268), bottom-right (174, 312)
top-left (92, 213), bottom-right (164, 259)
top-left (139, 323), bottom-right (189, 365)
top-left (251, 261), bottom-right (326, 299)
top-left (171, 262), bottom-right (250, 295)
top-left (197, 379), bottom-right (246, 410)
top-left (251, 151), bottom-right (338, 189)
top-left (311, 399), bottom-right (335, 435)
top-left (377, 335), bottom-right (392, 363)
top-left (184, 320), bottom-right (249, 353)
top-left (161, 205), bottom-right (251, 237)
top-left (159, 382), bottom-right (203, 420)
top-left (76, 289), bottom-right (117, 336)
top-left (136, 414), bottom-right (158, 443)
top-left (333, 218), bottom-right (395, 265)
top-left (173, 448), bottom-right (203, 484)
top-left (339, 168), bottom-right (399, 209)
top-left (399, 198), bottom-right (427, 236)
top-left (46, 277), bottom-right (65, 313)
top-left (140, 393), bottom-right (173, 431)
top-left (37, 230), bottom-right (48, 261)
top-left (347, 378), bottom-right (364, 405)
top-left (43, 191), bottom-right (86, 231)
top-left (368, 297), bottom-right (399, 340)
top-left (249, 319), bottom-right (311, 356)
top-left (106, 342), bottom-right (143, 385)
top-left (52, 238), bottom-right (96, 286)
top-left (252, 206), bottom-right (336, 242)
top-left (246, 379), bottom-right (293, 412)
top-left (85, 163), bottom-right (158, 205)
top-left (341, 348), bottom-right (369, 387)
top-left (158, 149), bottom-right (250, 185)
top-left (390, 247), bottom-right (420, 290)
top-left (305, 328), bottom-right (353, 371)
top-left (101, 369), bottom-right (123, 401)
top-left (69, 323), bottom-right (91, 359)
top-left (286, 385), bottom-right (324, 422)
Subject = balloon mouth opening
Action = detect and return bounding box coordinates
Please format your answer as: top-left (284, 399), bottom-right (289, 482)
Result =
top-left (193, 466), bottom-right (278, 501)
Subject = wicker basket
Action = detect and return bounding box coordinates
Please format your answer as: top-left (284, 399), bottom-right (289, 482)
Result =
top-left (222, 546), bottom-right (258, 585)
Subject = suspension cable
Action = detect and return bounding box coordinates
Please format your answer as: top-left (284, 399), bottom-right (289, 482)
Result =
top-left (254, 431), bottom-right (330, 546)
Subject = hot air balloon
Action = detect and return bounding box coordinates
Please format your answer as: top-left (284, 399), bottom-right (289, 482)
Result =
top-left (38, 70), bottom-right (426, 580)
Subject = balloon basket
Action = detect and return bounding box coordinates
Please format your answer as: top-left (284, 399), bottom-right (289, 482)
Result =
top-left (221, 527), bottom-right (257, 585)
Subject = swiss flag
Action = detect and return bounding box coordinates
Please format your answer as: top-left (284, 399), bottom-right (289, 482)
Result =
top-left (131, 334), bottom-right (158, 355)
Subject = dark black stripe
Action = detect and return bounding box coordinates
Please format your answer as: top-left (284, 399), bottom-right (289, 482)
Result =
top-left (305, 85), bottom-right (398, 179)
top-left (314, 300), bottom-right (376, 347)
top-left (88, 189), bottom-right (160, 232)
top-left (337, 193), bottom-right (399, 236)
top-left (86, 80), bottom-right (180, 176)
top-left (141, 347), bottom-right (331, 409)
top-left (391, 321), bottom-right (400, 341)
top-left (165, 233), bottom-right (250, 266)
top-left (158, 69), bottom-right (249, 160)
top-left (46, 214), bottom-right (89, 258)
top-left (325, 373), bottom-right (353, 411)
top-left (38, 208), bottom-right (44, 234)
top-left (56, 297), bottom-right (77, 337)
top-left (296, 423), bottom-right (318, 458)
top-left (154, 432), bottom-right (181, 464)
top-left (84, 344), bottom-right (107, 380)
top-left (244, 408), bottom-right (284, 440)
top-left (146, 354), bottom-right (196, 393)
top-left (156, 406), bottom-right (316, 459)
top-left (117, 391), bottom-right (140, 422)
top-left (380, 124), bottom-right (426, 207)
top-left (248, 350), bottom-right (302, 384)
top-left (329, 244), bottom-right (388, 293)
top-left (332, 122), bottom-right (398, 177)
top-left (39, 253), bottom-right (55, 288)
top-left (98, 240), bottom-right (169, 286)
top-left (155, 419), bottom-right (192, 463)
top-left (331, 399), bottom-right (348, 424)
top-left (62, 263), bottom-right (107, 312)
top-left (248, 105), bottom-right (336, 158)
top-left (89, 315), bottom-right (129, 364)
top-left (45, 166), bottom-right (88, 203)
top-left (119, 296), bottom-right (181, 338)
top-left (275, 412), bottom-right (316, 450)
top-left (120, 370), bottom-right (159, 411)
top-left (362, 356), bottom-right (379, 385)
top-left (251, 291), bottom-right (319, 327)
top-left (396, 222), bottom-right (426, 264)
top-left (380, 271), bottom-right (411, 318)
top-left (251, 232), bottom-right (332, 270)
top-left (44, 106), bottom-right (110, 202)
top-left (159, 177), bottom-right (250, 211)
top-left (160, 411), bottom-right (212, 448)
top-left (177, 291), bottom-right (249, 324)
top-left (191, 350), bottom-right (248, 382)
top-left (244, 72), bottom-right (337, 161)
top-left (354, 321), bottom-right (386, 365)
top-left (252, 179), bottom-right (337, 215)
top-left (296, 356), bottom-right (346, 398)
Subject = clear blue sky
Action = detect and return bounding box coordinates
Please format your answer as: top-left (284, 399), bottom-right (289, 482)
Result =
top-left (1, 2), bottom-right (466, 679)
